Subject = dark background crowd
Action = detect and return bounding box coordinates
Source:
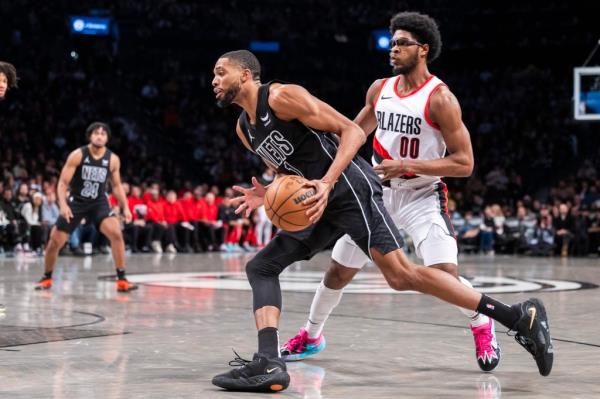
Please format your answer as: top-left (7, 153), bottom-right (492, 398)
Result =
top-left (1, 0), bottom-right (600, 257)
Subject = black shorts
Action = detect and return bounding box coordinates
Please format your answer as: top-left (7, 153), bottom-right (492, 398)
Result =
top-left (259, 152), bottom-right (404, 268)
top-left (55, 197), bottom-right (115, 234)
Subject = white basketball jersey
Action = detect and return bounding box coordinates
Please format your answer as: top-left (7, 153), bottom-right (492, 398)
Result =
top-left (372, 75), bottom-right (447, 185)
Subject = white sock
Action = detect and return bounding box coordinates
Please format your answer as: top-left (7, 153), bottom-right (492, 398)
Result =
top-left (305, 281), bottom-right (343, 338)
top-left (457, 276), bottom-right (489, 327)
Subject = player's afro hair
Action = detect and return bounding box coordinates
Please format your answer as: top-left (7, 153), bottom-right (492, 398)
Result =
top-left (390, 12), bottom-right (442, 63)
top-left (0, 61), bottom-right (18, 89)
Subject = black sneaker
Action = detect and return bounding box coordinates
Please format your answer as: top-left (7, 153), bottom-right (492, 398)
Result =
top-left (212, 350), bottom-right (290, 392)
top-left (510, 298), bottom-right (554, 376)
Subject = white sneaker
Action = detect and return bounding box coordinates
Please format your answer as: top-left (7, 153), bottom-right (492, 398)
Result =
top-left (151, 241), bottom-right (163, 253)
top-left (181, 222), bottom-right (195, 231)
top-left (166, 244), bottom-right (177, 254)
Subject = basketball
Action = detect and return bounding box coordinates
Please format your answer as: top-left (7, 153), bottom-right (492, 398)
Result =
top-left (264, 175), bottom-right (315, 231)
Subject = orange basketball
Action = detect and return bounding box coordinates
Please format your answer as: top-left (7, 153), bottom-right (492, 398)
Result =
top-left (264, 175), bottom-right (315, 232)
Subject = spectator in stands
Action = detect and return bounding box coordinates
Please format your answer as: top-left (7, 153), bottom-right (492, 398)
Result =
top-left (178, 191), bottom-right (196, 252)
top-left (479, 206), bottom-right (496, 254)
top-left (588, 206), bottom-right (600, 255)
top-left (527, 208), bottom-right (555, 256)
top-left (41, 191), bottom-right (59, 243)
top-left (0, 187), bottom-right (18, 255)
top-left (185, 186), bottom-right (206, 252)
top-left (20, 192), bottom-right (44, 255)
top-left (554, 203), bottom-right (574, 256)
top-left (199, 192), bottom-right (222, 251)
top-left (145, 187), bottom-right (167, 253)
top-left (219, 193), bottom-right (243, 252)
top-left (571, 206), bottom-right (589, 256)
top-left (163, 190), bottom-right (187, 253)
top-left (127, 185), bottom-right (147, 252)
top-left (491, 204), bottom-right (507, 251)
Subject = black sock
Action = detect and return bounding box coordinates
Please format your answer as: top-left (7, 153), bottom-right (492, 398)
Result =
top-left (44, 271), bottom-right (52, 279)
top-left (258, 327), bottom-right (279, 358)
top-left (477, 294), bottom-right (522, 329)
top-left (116, 268), bottom-right (126, 280)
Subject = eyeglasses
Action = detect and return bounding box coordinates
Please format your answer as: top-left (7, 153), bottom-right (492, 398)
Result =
top-left (390, 38), bottom-right (423, 48)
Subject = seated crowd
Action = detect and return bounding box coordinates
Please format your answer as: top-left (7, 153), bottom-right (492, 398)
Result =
top-left (0, 174), bottom-right (276, 257)
top-left (2, 170), bottom-right (599, 258)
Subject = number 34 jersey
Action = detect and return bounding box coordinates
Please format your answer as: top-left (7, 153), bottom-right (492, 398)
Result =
top-left (372, 75), bottom-right (447, 185)
top-left (70, 146), bottom-right (112, 201)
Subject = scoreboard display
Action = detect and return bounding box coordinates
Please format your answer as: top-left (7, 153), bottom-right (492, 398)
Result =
top-left (574, 67), bottom-right (600, 121)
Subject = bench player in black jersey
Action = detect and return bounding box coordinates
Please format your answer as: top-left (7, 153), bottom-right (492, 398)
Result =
top-left (210, 51), bottom-right (553, 393)
top-left (34, 122), bottom-right (138, 293)
top-left (0, 61), bottom-right (18, 315)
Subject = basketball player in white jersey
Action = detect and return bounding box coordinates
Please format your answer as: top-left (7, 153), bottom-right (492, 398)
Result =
top-left (281, 11), bottom-right (500, 372)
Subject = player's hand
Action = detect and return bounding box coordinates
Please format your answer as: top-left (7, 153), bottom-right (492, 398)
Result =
top-left (123, 208), bottom-right (133, 224)
top-left (232, 177), bottom-right (266, 217)
top-left (60, 205), bottom-right (74, 223)
top-left (373, 159), bottom-right (408, 181)
top-left (303, 180), bottom-right (333, 224)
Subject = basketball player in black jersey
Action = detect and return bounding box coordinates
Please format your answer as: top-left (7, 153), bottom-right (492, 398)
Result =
top-left (210, 51), bottom-right (552, 393)
top-left (0, 61), bottom-right (17, 315)
top-left (34, 122), bottom-right (138, 293)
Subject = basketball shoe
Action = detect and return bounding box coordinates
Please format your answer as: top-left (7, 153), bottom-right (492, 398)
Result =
top-left (510, 298), bottom-right (553, 376)
top-left (116, 279), bottom-right (138, 292)
top-left (471, 318), bottom-right (501, 371)
top-left (34, 277), bottom-right (52, 290)
top-left (280, 328), bottom-right (326, 361)
top-left (212, 351), bottom-right (290, 392)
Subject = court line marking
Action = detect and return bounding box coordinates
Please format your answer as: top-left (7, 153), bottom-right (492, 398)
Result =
top-left (226, 306), bottom-right (600, 349)
top-left (0, 310), bottom-right (106, 329)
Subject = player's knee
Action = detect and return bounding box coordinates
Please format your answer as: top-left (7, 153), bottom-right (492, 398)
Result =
top-left (324, 261), bottom-right (356, 289)
top-left (245, 256), bottom-right (280, 283)
top-left (388, 274), bottom-right (413, 291)
top-left (48, 232), bottom-right (66, 250)
top-left (46, 237), bottom-right (59, 250)
top-left (388, 265), bottom-right (421, 291)
top-left (108, 231), bottom-right (124, 243)
top-left (431, 263), bottom-right (458, 279)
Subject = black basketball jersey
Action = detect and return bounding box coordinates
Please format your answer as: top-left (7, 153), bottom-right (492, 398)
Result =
top-left (238, 81), bottom-right (339, 180)
top-left (70, 146), bottom-right (112, 201)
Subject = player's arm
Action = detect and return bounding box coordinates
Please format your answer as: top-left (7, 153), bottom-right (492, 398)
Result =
top-left (57, 149), bottom-right (82, 221)
top-left (353, 79), bottom-right (384, 136)
top-left (270, 84), bottom-right (366, 222)
top-left (109, 154), bottom-right (132, 223)
top-left (374, 86), bottom-right (473, 179)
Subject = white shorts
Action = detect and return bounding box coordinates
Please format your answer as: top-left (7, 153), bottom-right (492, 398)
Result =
top-left (331, 180), bottom-right (457, 268)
